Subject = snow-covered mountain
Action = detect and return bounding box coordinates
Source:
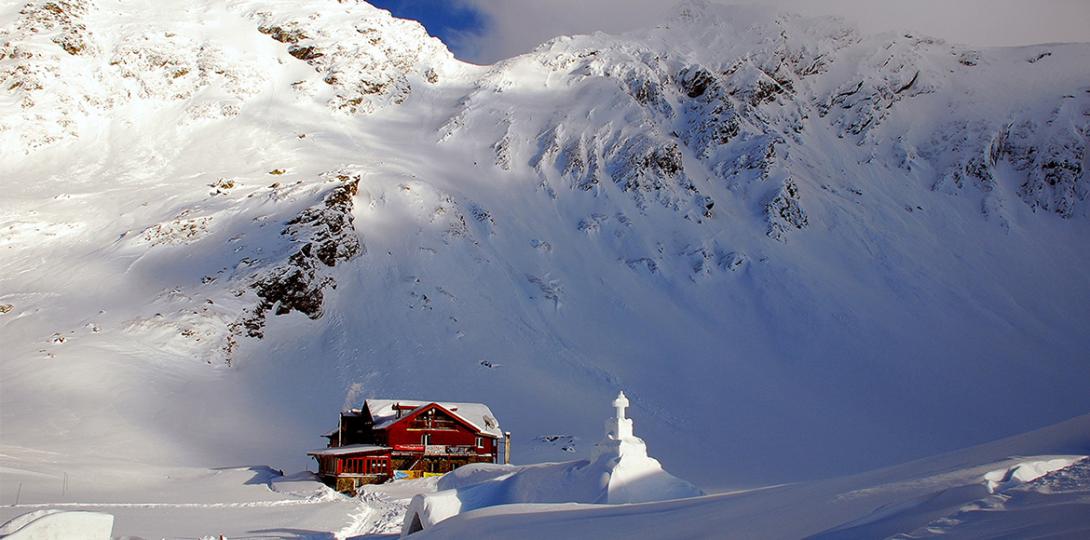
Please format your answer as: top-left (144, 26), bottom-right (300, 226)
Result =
top-left (2, 0), bottom-right (1089, 503)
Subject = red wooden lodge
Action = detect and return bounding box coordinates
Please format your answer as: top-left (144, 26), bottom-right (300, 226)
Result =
top-left (308, 398), bottom-right (509, 492)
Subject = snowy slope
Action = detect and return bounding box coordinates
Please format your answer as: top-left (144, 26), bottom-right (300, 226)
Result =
top-left (1, 0), bottom-right (1089, 512)
top-left (0, 448), bottom-right (423, 538)
top-left (1, 408), bottom-right (1084, 538)
top-left (413, 413), bottom-right (1090, 539)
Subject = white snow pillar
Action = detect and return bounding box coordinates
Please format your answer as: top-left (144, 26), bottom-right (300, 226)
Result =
top-left (613, 392), bottom-right (629, 419)
top-left (609, 391), bottom-right (634, 440)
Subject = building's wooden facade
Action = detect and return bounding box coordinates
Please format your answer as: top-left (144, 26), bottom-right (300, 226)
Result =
top-left (309, 399), bottom-right (504, 493)
top-left (308, 444), bottom-right (393, 493)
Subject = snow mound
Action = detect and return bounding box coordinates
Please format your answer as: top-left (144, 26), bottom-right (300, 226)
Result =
top-left (983, 456), bottom-right (1085, 493)
top-left (409, 416), bottom-right (1090, 540)
top-left (0, 510), bottom-right (113, 540)
top-left (400, 392), bottom-right (702, 536)
top-left (586, 391), bottom-right (705, 504)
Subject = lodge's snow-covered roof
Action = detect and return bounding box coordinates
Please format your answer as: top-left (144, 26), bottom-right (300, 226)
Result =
top-left (307, 444), bottom-right (391, 457)
top-left (364, 399), bottom-right (502, 438)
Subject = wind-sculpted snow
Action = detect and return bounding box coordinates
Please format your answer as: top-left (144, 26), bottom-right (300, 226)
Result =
top-left (815, 35), bottom-right (939, 140)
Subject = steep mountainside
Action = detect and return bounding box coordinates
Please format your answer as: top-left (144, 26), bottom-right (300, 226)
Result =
top-left (1, 0), bottom-right (1088, 488)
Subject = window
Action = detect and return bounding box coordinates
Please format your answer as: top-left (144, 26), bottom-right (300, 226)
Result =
top-left (422, 433), bottom-right (431, 445)
top-left (337, 458), bottom-right (390, 475)
top-left (340, 456), bottom-right (389, 475)
top-left (475, 436), bottom-right (483, 448)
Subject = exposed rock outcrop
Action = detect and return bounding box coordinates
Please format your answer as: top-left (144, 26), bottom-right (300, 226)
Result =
top-left (226, 172), bottom-right (362, 362)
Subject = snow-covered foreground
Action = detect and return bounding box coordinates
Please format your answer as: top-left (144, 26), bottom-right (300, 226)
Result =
top-left (414, 413), bottom-right (1090, 539)
top-left (1, 412), bottom-right (1088, 539)
top-left (0, 446), bottom-right (427, 539)
top-left (401, 392), bottom-right (704, 536)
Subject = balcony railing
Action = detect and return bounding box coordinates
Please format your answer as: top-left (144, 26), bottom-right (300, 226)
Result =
top-left (424, 444), bottom-right (476, 456)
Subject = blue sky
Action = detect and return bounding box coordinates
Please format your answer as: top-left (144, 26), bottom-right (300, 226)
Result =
top-left (368, 0), bottom-right (488, 60)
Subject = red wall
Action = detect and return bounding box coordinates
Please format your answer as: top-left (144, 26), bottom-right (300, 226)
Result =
top-left (379, 406), bottom-right (496, 456)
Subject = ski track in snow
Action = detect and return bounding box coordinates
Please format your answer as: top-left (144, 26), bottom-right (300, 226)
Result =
top-left (340, 492), bottom-right (409, 538)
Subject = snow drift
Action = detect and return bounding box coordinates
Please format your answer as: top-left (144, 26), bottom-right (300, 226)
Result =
top-left (401, 392), bottom-right (702, 536)
top-left (0, 510), bottom-right (113, 540)
top-left (409, 413), bottom-right (1090, 539)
